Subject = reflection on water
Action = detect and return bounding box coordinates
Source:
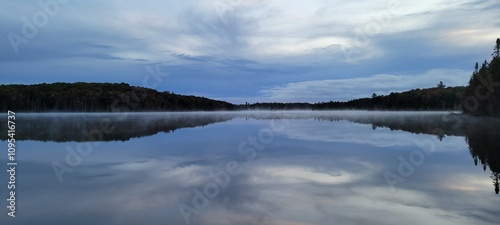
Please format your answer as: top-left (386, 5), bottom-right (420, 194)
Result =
top-left (1, 111), bottom-right (499, 225)
top-left (465, 123), bottom-right (500, 195)
top-left (0, 112), bottom-right (233, 142)
top-left (333, 112), bottom-right (500, 195)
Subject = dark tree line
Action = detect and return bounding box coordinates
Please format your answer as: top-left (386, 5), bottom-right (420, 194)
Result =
top-left (0, 82), bottom-right (466, 112)
top-left (462, 38), bottom-right (500, 117)
top-left (237, 86), bottom-right (466, 111)
top-left (0, 82), bottom-right (234, 112)
top-left (314, 86), bottom-right (465, 110)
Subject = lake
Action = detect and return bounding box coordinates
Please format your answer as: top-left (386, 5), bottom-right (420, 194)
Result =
top-left (1, 111), bottom-right (499, 225)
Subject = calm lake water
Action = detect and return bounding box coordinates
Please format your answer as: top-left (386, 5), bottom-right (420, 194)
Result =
top-left (1, 111), bottom-right (499, 225)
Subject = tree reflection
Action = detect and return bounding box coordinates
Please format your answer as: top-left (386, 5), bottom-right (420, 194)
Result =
top-left (337, 113), bottom-right (500, 195)
top-left (0, 113), bottom-right (234, 142)
top-left (464, 121), bottom-right (500, 195)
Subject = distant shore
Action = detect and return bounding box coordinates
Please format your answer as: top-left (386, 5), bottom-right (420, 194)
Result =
top-left (1, 82), bottom-right (466, 113)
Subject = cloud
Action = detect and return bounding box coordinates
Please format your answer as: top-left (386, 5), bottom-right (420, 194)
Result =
top-left (256, 69), bottom-right (471, 102)
top-left (1, 0), bottom-right (499, 102)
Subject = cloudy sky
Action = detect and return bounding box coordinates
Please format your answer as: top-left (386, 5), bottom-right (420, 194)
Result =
top-left (1, 0), bottom-right (499, 103)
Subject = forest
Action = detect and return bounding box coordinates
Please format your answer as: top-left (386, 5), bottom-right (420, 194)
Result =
top-left (241, 86), bottom-right (465, 111)
top-left (0, 82), bottom-right (235, 112)
top-left (462, 38), bottom-right (500, 117)
top-left (0, 82), bottom-right (466, 112)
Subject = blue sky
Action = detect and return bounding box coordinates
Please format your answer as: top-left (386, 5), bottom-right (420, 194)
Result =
top-left (1, 0), bottom-right (499, 103)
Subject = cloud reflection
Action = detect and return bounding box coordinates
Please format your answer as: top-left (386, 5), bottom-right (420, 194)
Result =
top-left (4, 112), bottom-right (500, 225)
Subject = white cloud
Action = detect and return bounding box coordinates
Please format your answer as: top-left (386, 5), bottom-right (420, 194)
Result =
top-left (257, 68), bottom-right (471, 102)
top-left (4, 0), bottom-right (499, 63)
top-left (253, 165), bottom-right (364, 185)
top-left (27, 0), bottom-right (495, 64)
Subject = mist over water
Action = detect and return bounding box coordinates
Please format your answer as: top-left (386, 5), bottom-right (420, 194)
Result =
top-left (0, 111), bottom-right (468, 142)
top-left (1, 111), bottom-right (499, 225)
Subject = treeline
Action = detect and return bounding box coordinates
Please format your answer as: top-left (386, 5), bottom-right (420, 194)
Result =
top-left (238, 86), bottom-right (466, 111)
top-left (0, 82), bottom-right (235, 112)
top-left (315, 86), bottom-right (465, 110)
top-left (462, 38), bottom-right (500, 117)
top-left (0, 82), bottom-right (467, 112)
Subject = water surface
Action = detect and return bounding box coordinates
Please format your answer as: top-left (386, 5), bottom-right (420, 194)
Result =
top-left (1, 111), bottom-right (499, 225)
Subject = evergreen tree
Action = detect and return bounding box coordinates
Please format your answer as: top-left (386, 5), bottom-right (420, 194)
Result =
top-left (462, 38), bottom-right (500, 117)
top-left (437, 81), bottom-right (446, 88)
top-left (493, 38), bottom-right (500, 58)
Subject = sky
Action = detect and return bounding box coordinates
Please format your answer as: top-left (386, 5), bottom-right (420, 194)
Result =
top-left (1, 0), bottom-right (500, 103)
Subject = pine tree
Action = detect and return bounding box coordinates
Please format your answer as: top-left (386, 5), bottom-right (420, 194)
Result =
top-left (493, 38), bottom-right (500, 58)
top-left (463, 38), bottom-right (500, 116)
top-left (437, 81), bottom-right (446, 88)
